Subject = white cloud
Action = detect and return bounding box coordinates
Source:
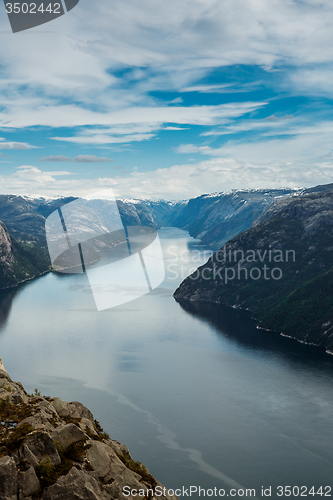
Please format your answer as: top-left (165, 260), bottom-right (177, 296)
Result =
top-left (100, 158), bottom-right (333, 199)
top-left (0, 102), bottom-right (266, 130)
top-left (0, 139), bottom-right (37, 149)
top-left (200, 116), bottom-right (295, 136)
top-left (287, 67), bottom-right (333, 98)
top-left (0, 166), bottom-right (117, 196)
top-left (53, 133), bottom-right (156, 145)
top-left (1, 159), bottom-right (332, 200)
top-left (164, 126), bottom-right (189, 131)
top-left (0, 166), bottom-right (75, 193)
top-left (176, 118), bottom-right (333, 163)
top-left (23, 102), bottom-right (265, 144)
top-left (0, 0), bottom-right (332, 193)
top-left (15, 166), bottom-right (74, 181)
top-left (0, 0), bottom-right (332, 136)
top-left (181, 84), bottom-right (247, 93)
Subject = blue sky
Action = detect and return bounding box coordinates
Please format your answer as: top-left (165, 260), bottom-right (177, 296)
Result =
top-left (1, 0), bottom-right (333, 199)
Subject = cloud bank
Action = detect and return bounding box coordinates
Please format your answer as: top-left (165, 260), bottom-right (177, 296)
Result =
top-left (1, 0), bottom-right (333, 197)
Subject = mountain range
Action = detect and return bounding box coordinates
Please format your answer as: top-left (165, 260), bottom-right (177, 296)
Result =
top-left (174, 184), bottom-right (333, 353)
top-left (0, 187), bottom-right (301, 243)
top-left (0, 188), bottom-right (300, 288)
top-left (167, 187), bottom-right (301, 248)
top-left (1, 184), bottom-right (333, 352)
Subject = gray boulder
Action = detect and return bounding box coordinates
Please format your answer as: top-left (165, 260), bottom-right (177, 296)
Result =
top-left (49, 397), bottom-right (71, 417)
top-left (0, 455), bottom-right (18, 500)
top-left (68, 401), bottom-right (94, 422)
top-left (20, 431), bottom-right (61, 468)
top-left (51, 423), bottom-right (87, 452)
top-left (18, 466), bottom-right (41, 498)
top-left (43, 466), bottom-right (108, 500)
top-left (50, 398), bottom-right (94, 422)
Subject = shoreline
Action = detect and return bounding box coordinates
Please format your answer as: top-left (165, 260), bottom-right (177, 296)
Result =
top-left (0, 268), bottom-right (51, 291)
top-left (174, 296), bottom-right (333, 356)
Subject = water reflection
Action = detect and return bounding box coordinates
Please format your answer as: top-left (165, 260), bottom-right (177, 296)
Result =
top-left (0, 289), bottom-right (19, 332)
top-left (177, 300), bottom-right (333, 370)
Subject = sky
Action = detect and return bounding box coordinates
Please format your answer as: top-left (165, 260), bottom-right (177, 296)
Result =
top-left (1, 0), bottom-right (333, 199)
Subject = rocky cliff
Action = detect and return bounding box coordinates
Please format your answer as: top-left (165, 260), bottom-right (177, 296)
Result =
top-left (0, 222), bottom-right (50, 289)
top-left (0, 359), bottom-right (178, 500)
top-left (0, 222), bottom-right (14, 266)
top-left (1, 190), bottom-right (302, 252)
top-left (0, 196), bottom-right (48, 242)
top-left (174, 188), bottom-right (333, 352)
top-left (0, 189), bottom-right (304, 289)
top-left (170, 188), bottom-right (301, 249)
top-left (0, 196), bottom-right (163, 243)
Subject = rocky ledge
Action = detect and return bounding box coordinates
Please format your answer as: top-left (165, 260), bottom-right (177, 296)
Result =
top-left (0, 358), bottom-right (178, 500)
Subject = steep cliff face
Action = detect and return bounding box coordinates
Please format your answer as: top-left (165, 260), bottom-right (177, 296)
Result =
top-left (170, 188), bottom-right (301, 249)
top-left (0, 359), bottom-right (178, 500)
top-left (174, 188), bottom-right (333, 352)
top-left (0, 195), bottom-right (48, 241)
top-left (0, 222), bottom-right (13, 265)
top-left (0, 221), bottom-right (51, 289)
top-left (0, 195), bottom-right (164, 243)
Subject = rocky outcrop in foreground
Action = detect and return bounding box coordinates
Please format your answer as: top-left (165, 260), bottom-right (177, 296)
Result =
top-left (0, 359), bottom-right (178, 500)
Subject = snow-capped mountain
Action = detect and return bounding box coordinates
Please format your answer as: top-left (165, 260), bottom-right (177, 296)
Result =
top-left (169, 188), bottom-right (302, 248)
top-left (0, 189), bottom-right (303, 250)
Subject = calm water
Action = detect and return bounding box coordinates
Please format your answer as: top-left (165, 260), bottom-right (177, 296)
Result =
top-left (0, 228), bottom-right (333, 498)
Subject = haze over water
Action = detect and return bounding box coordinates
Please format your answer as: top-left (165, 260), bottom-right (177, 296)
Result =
top-left (0, 228), bottom-right (333, 499)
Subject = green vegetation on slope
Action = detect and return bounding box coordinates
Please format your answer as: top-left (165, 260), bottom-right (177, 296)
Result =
top-left (174, 189), bottom-right (333, 351)
top-left (0, 237), bottom-right (51, 289)
top-left (261, 268), bottom-right (333, 348)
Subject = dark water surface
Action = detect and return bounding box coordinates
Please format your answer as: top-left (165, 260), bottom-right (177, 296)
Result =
top-left (0, 228), bottom-right (333, 499)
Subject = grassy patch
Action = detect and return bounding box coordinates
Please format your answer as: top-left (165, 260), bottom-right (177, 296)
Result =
top-left (36, 438), bottom-right (91, 488)
top-left (0, 423), bottom-right (34, 456)
top-left (0, 397), bottom-right (34, 422)
top-left (37, 455), bottom-right (74, 489)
